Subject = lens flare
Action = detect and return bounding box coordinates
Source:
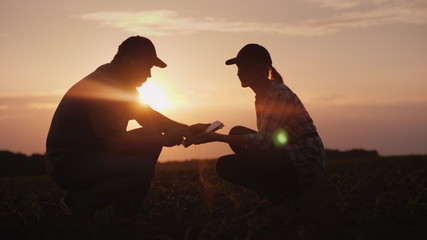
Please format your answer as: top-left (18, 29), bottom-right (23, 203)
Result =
top-left (137, 78), bottom-right (170, 111)
top-left (273, 128), bottom-right (289, 148)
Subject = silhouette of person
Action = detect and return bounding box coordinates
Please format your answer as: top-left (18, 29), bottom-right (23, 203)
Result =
top-left (186, 44), bottom-right (325, 204)
top-left (46, 36), bottom-right (207, 216)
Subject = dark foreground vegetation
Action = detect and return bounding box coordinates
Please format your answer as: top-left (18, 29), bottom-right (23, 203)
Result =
top-left (0, 149), bottom-right (379, 177)
top-left (0, 154), bottom-right (426, 240)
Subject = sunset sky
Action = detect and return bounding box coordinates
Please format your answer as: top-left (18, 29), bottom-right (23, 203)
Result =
top-left (1, 0), bottom-right (426, 161)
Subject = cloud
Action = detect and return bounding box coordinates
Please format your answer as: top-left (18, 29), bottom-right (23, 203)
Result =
top-left (26, 103), bottom-right (59, 110)
top-left (76, 1), bottom-right (427, 36)
top-left (304, 91), bottom-right (427, 107)
top-left (306, 0), bottom-right (423, 10)
top-left (0, 90), bottom-right (64, 113)
top-left (307, 0), bottom-right (361, 10)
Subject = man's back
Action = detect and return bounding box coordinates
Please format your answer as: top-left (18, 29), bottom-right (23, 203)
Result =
top-left (46, 64), bottom-right (132, 156)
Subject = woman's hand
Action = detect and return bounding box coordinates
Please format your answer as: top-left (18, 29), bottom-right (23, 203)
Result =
top-left (188, 123), bottom-right (210, 135)
top-left (172, 123), bottom-right (210, 138)
top-left (185, 132), bottom-right (218, 145)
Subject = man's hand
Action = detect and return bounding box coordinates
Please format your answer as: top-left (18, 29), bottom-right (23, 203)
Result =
top-left (162, 131), bottom-right (184, 147)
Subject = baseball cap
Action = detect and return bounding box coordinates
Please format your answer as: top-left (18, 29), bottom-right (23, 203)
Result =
top-left (225, 44), bottom-right (272, 66)
top-left (118, 36), bottom-right (167, 68)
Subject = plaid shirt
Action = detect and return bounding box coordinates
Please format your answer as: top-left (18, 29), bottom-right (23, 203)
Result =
top-left (245, 82), bottom-right (325, 188)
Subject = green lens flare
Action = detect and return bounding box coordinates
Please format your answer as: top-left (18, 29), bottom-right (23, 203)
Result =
top-left (273, 129), bottom-right (289, 147)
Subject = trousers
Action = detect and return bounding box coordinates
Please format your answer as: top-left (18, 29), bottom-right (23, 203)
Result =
top-left (50, 128), bottom-right (162, 206)
top-left (216, 126), bottom-right (303, 200)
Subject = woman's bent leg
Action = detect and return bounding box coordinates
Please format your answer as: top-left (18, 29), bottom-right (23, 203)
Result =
top-left (217, 125), bottom-right (303, 201)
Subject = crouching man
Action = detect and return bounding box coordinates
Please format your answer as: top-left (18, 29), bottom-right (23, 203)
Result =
top-left (46, 36), bottom-right (206, 216)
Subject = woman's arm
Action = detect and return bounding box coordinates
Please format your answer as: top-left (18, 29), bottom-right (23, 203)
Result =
top-left (185, 132), bottom-right (246, 147)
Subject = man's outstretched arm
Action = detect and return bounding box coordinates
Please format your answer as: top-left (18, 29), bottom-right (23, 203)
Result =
top-left (134, 106), bottom-right (208, 137)
top-left (104, 131), bottom-right (183, 154)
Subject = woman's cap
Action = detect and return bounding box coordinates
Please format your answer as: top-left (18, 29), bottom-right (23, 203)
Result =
top-left (117, 36), bottom-right (167, 68)
top-left (225, 44), bottom-right (272, 66)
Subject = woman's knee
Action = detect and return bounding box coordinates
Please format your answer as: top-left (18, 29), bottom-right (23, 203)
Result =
top-left (229, 126), bottom-right (256, 135)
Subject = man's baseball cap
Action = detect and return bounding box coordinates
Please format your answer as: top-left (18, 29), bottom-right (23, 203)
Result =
top-left (225, 44), bottom-right (272, 66)
top-left (118, 36), bottom-right (167, 68)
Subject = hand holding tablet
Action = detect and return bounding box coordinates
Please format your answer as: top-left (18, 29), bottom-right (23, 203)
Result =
top-left (183, 121), bottom-right (224, 147)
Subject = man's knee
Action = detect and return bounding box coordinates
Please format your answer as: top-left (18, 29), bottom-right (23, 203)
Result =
top-left (127, 128), bottom-right (163, 161)
top-left (128, 127), bottom-right (162, 136)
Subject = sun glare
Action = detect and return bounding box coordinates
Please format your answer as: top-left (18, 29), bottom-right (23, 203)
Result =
top-left (137, 79), bottom-right (170, 111)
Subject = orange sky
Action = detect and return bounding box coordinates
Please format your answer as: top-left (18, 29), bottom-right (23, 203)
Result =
top-left (1, 0), bottom-right (427, 161)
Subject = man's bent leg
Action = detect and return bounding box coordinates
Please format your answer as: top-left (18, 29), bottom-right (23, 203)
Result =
top-left (127, 127), bottom-right (163, 163)
top-left (53, 127), bottom-right (163, 215)
top-left (77, 153), bottom-right (155, 204)
top-left (56, 152), bottom-right (157, 215)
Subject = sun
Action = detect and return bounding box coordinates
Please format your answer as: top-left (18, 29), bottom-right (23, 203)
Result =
top-left (136, 78), bottom-right (170, 111)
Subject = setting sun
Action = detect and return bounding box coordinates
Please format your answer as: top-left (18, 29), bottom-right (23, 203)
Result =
top-left (137, 78), bottom-right (170, 111)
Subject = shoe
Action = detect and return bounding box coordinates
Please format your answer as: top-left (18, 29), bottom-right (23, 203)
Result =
top-left (59, 197), bottom-right (73, 216)
top-left (111, 198), bottom-right (148, 217)
top-left (59, 193), bottom-right (99, 217)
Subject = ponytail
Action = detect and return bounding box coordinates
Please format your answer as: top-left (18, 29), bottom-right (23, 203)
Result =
top-left (269, 66), bottom-right (284, 84)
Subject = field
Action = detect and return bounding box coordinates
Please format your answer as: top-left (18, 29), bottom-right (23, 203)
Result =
top-left (1, 155), bottom-right (426, 240)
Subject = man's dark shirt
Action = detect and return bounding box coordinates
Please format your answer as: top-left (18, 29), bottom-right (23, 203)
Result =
top-left (46, 64), bottom-right (150, 173)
